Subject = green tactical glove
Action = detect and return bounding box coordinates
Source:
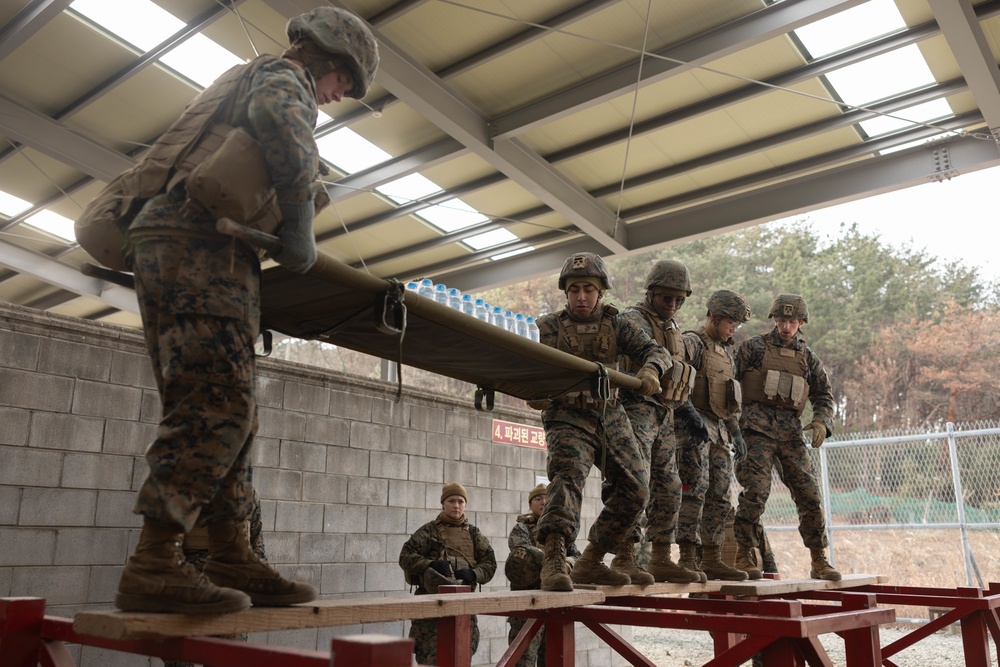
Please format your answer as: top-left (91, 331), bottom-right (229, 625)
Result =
top-left (732, 430), bottom-right (748, 464)
top-left (805, 420), bottom-right (827, 448)
top-left (635, 366), bottom-right (661, 396)
top-left (274, 200), bottom-right (317, 273)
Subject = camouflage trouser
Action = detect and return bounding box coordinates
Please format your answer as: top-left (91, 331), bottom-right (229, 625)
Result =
top-left (676, 432), bottom-right (734, 548)
top-left (537, 406), bottom-right (649, 553)
top-left (508, 615), bottom-right (545, 667)
top-left (734, 431), bottom-right (828, 549)
top-left (623, 401), bottom-right (681, 545)
top-left (131, 234), bottom-right (260, 532)
top-left (410, 616), bottom-right (480, 665)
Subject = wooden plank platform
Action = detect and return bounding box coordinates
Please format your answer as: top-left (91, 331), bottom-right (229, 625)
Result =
top-left (579, 573), bottom-right (888, 598)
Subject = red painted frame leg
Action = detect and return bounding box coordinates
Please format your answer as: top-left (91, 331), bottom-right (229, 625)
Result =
top-left (839, 593), bottom-right (882, 667)
top-left (496, 617), bottom-right (542, 667)
top-left (543, 618), bottom-right (574, 667)
top-left (584, 622), bottom-right (656, 667)
top-left (0, 597), bottom-right (46, 667)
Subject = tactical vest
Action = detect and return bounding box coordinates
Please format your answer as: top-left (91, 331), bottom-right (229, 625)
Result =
top-left (626, 303), bottom-right (695, 403)
top-left (689, 328), bottom-right (741, 419)
top-left (740, 338), bottom-right (810, 414)
top-left (435, 521), bottom-right (478, 571)
top-left (554, 305), bottom-right (620, 407)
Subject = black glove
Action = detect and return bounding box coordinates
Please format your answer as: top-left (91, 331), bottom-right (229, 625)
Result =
top-left (733, 430), bottom-right (748, 464)
top-left (428, 559), bottom-right (452, 577)
top-left (455, 568), bottom-right (477, 585)
top-left (676, 402), bottom-right (710, 444)
top-left (274, 200), bottom-right (317, 273)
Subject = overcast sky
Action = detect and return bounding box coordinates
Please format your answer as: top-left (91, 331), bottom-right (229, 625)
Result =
top-left (779, 163), bottom-right (998, 284)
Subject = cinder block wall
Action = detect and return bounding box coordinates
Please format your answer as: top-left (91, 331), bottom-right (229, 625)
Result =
top-left (0, 303), bottom-right (626, 667)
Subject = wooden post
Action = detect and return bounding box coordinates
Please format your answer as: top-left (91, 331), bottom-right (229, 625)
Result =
top-left (0, 598), bottom-right (45, 667)
top-left (434, 584), bottom-right (473, 667)
top-left (330, 634), bottom-right (413, 667)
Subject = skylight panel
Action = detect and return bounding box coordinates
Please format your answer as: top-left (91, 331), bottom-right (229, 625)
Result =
top-left (859, 99), bottom-right (951, 137)
top-left (25, 210), bottom-right (75, 242)
top-left (463, 228), bottom-right (516, 251)
top-left (795, 0), bottom-right (905, 58)
top-left (317, 128), bottom-right (391, 174)
top-left (417, 199), bottom-right (489, 233)
top-left (0, 191), bottom-right (31, 217)
top-left (491, 246), bottom-right (533, 260)
top-left (376, 174), bottom-right (441, 205)
top-left (825, 45), bottom-right (935, 106)
top-left (161, 37), bottom-right (244, 88)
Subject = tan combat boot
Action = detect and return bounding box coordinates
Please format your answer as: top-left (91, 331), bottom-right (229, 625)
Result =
top-left (677, 543), bottom-right (708, 583)
top-left (116, 518), bottom-right (251, 614)
top-left (809, 548), bottom-right (842, 581)
top-left (700, 545), bottom-right (749, 581)
top-left (571, 542), bottom-right (631, 586)
top-left (646, 543), bottom-right (702, 583)
top-left (610, 542), bottom-right (654, 585)
top-left (540, 534), bottom-right (573, 591)
top-left (204, 518), bottom-right (317, 606)
top-left (734, 542), bottom-right (763, 580)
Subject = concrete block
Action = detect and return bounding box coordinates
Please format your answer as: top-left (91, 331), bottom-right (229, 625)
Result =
top-left (406, 509), bottom-right (436, 534)
top-left (491, 488), bottom-right (522, 515)
top-left (299, 532), bottom-right (345, 563)
top-left (386, 534), bottom-right (409, 562)
top-left (253, 467), bottom-right (302, 501)
top-left (325, 446), bottom-right (369, 477)
top-left (365, 561), bottom-right (405, 592)
top-left (344, 533), bottom-right (386, 562)
top-left (472, 511), bottom-right (507, 540)
top-left (476, 463), bottom-right (507, 489)
top-left (11, 566), bottom-right (90, 605)
top-left (426, 433), bottom-right (461, 461)
top-left (301, 472), bottom-right (348, 504)
top-left (372, 397), bottom-right (408, 427)
top-left (72, 380), bottom-right (142, 420)
top-left (508, 467), bottom-right (540, 492)
top-left (329, 390), bottom-right (372, 421)
top-left (387, 480), bottom-right (427, 510)
top-left (258, 406), bottom-right (307, 440)
top-left (258, 498), bottom-right (276, 531)
top-left (407, 454), bottom-right (442, 483)
top-left (261, 531), bottom-right (299, 563)
top-left (87, 565), bottom-right (122, 604)
top-left (263, 626), bottom-right (318, 652)
top-left (39, 339), bottom-right (115, 384)
top-left (139, 389), bottom-right (161, 423)
top-left (0, 407), bottom-right (29, 446)
top-left (366, 506), bottom-right (407, 535)
top-left (347, 476), bottom-right (388, 506)
top-left (20, 488), bottom-right (97, 526)
top-left (95, 490), bottom-right (141, 527)
top-left (0, 527), bottom-right (56, 565)
top-left (0, 486), bottom-right (20, 524)
top-left (0, 446), bottom-right (63, 486)
top-left (62, 453), bottom-right (133, 490)
top-left (274, 501), bottom-right (325, 533)
top-left (79, 645), bottom-right (154, 667)
top-left (0, 368), bottom-right (73, 412)
top-left (0, 568), bottom-right (10, 596)
top-left (444, 410), bottom-right (478, 438)
top-left (461, 438), bottom-right (491, 464)
top-left (272, 563), bottom-right (321, 593)
top-left (102, 420), bottom-right (157, 456)
top-left (55, 528), bottom-right (130, 565)
top-left (320, 562), bottom-right (367, 594)
top-left (279, 440), bottom-right (327, 472)
top-left (491, 442), bottom-right (520, 468)
top-left (519, 446), bottom-right (548, 472)
top-left (251, 436), bottom-right (280, 468)
top-left (409, 405), bottom-right (446, 433)
top-left (443, 460), bottom-right (477, 488)
top-left (389, 427), bottom-right (426, 455)
top-left (350, 421), bottom-right (390, 451)
top-left (369, 451), bottom-right (408, 480)
top-left (130, 457), bottom-right (149, 491)
top-left (283, 382), bottom-right (330, 415)
top-left (304, 415), bottom-right (350, 446)
top-left (108, 350), bottom-right (156, 390)
top-left (255, 374), bottom-right (285, 408)
top-left (0, 330), bottom-right (39, 370)
top-left (323, 504), bottom-right (368, 534)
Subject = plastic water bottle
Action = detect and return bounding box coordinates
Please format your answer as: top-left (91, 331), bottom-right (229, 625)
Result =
top-left (461, 294), bottom-right (476, 317)
top-left (514, 313), bottom-right (529, 338)
top-left (526, 316), bottom-right (539, 342)
top-left (447, 287), bottom-right (463, 310)
top-left (434, 283), bottom-right (450, 306)
top-left (504, 309), bottom-right (516, 332)
top-left (416, 278), bottom-right (435, 300)
top-left (490, 306), bottom-right (506, 329)
top-left (405, 281), bottom-right (418, 292)
top-left (474, 298), bottom-right (489, 321)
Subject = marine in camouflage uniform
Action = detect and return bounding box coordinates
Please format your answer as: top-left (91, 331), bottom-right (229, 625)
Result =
top-left (618, 260), bottom-right (705, 584)
top-left (399, 483), bottom-right (497, 665)
top-left (505, 484), bottom-right (580, 666)
top-left (733, 294), bottom-right (841, 581)
top-left (676, 290), bottom-right (752, 581)
top-left (114, 8), bottom-right (379, 614)
top-left (530, 253), bottom-right (670, 591)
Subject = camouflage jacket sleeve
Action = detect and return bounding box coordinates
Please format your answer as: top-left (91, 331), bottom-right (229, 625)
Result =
top-left (681, 330), bottom-right (705, 370)
top-left (509, 516), bottom-right (543, 560)
top-left (536, 312), bottom-right (559, 349)
top-left (615, 312), bottom-right (671, 376)
top-left (243, 57), bottom-right (320, 203)
top-left (469, 524), bottom-right (498, 585)
top-left (398, 521), bottom-right (441, 583)
top-left (805, 345), bottom-right (835, 434)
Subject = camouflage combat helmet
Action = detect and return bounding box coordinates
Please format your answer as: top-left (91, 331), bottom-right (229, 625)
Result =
top-left (768, 294), bottom-right (809, 323)
top-left (707, 290), bottom-right (751, 322)
top-left (644, 259), bottom-right (692, 296)
top-left (287, 7), bottom-right (380, 99)
top-left (558, 252), bottom-right (612, 290)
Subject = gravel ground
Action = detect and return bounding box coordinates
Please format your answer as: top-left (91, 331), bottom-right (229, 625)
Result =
top-left (631, 624), bottom-right (999, 666)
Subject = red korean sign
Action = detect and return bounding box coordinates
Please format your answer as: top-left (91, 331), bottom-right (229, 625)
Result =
top-left (492, 419), bottom-right (546, 449)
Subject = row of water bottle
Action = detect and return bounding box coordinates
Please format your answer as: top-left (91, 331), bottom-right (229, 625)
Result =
top-left (406, 278), bottom-right (540, 342)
